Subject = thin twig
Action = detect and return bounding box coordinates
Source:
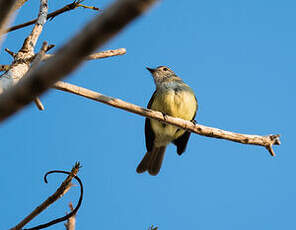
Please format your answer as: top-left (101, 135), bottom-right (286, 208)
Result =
top-left (0, 48), bottom-right (126, 72)
top-left (64, 203), bottom-right (76, 230)
top-left (77, 4), bottom-right (100, 11)
top-left (10, 162), bottom-right (82, 230)
top-left (0, 48), bottom-right (127, 72)
top-left (53, 81), bottom-right (281, 156)
top-left (33, 97), bottom-right (44, 110)
top-left (0, 0), bottom-right (157, 121)
top-left (29, 42), bottom-right (49, 110)
top-left (42, 48), bottom-right (127, 61)
top-left (4, 48), bottom-right (16, 57)
top-left (0, 64), bottom-right (10, 71)
top-left (5, 0), bottom-right (98, 34)
top-left (85, 48), bottom-right (126, 60)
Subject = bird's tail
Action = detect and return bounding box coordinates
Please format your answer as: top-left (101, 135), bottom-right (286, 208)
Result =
top-left (136, 146), bottom-right (166, 176)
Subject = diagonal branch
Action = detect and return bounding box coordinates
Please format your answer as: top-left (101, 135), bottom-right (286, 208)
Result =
top-left (23, 0), bottom-right (48, 51)
top-left (28, 42), bottom-right (49, 110)
top-left (0, 0), bottom-right (157, 122)
top-left (10, 162), bottom-right (82, 230)
top-left (0, 0), bottom-right (48, 111)
top-left (53, 81), bottom-right (281, 156)
top-left (5, 0), bottom-right (98, 34)
top-left (0, 0), bottom-right (18, 42)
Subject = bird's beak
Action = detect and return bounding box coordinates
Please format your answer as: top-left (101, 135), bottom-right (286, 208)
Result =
top-left (146, 67), bottom-right (155, 74)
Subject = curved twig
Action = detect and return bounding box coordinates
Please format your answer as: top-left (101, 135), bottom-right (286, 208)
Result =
top-left (24, 170), bottom-right (83, 230)
top-left (10, 162), bottom-right (81, 230)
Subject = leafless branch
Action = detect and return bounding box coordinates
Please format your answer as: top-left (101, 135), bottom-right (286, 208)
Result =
top-left (25, 0), bottom-right (48, 50)
top-left (85, 48), bottom-right (126, 60)
top-left (0, 64), bottom-right (10, 71)
top-left (64, 203), bottom-right (76, 230)
top-left (0, 0), bottom-right (48, 110)
top-left (0, 0), bottom-right (18, 38)
top-left (0, 48), bottom-right (127, 72)
top-left (0, 0), bottom-right (157, 122)
top-left (5, 48), bottom-right (16, 57)
top-left (5, 0), bottom-right (98, 34)
top-left (53, 81), bottom-right (281, 156)
top-left (10, 162), bottom-right (82, 230)
top-left (13, 0), bottom-right (29, 11)
top-left (43, 48), bottom-right (127, 61)
top-left (29, 42), bottom-right (49, 110)
top-left (77, 4), bottom-right (100, 11)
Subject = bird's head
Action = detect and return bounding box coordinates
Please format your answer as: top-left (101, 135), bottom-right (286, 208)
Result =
top-left (146, 66), bottom-right (180, 85)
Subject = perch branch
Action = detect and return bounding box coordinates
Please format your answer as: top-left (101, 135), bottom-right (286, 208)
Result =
top-left (5, 0), bottom-right (99, 34)
top-left (10, 162), bottom-right (82, 230)
top-left (0, 0), bottom-right (157, 122)
top-left (53, 81), bottom-right (281, 156)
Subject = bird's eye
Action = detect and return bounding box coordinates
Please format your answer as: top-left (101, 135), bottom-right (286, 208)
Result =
top-left (163, 67), bottom-right (168, 71)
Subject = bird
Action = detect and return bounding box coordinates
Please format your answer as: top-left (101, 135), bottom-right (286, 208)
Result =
top-left (136, 66), bottom-right (198, 176)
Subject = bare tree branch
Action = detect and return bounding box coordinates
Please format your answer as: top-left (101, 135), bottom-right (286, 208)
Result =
top-left (5, 0), bottom-right (98, 34)
top-left (29, 42), bottom-right (49, 110)
top-left (0, 0), bottom-right (48, 94)
top-left (53, 81), bottom-right (281, 156)
top-left (77, 3), bottom-right (100, 11)
top-left (13, 0), bottom-right (29, 11)
top-left (0, 64), bottom-right (10, 71)
top-left (64, 203), bottom-right (76, 230)
top-left (0, 0), bottom-right (157, 122)
top-left (25, 0), bottom-right (48, 50)
top-left (10, 162), bottom-right (82, 230)
top-left (43, 48), bottom-right (127, 61)
top-left (0, 48), bottom-right (127, 72)
top-left (0, 0), bottom-right (18, 42)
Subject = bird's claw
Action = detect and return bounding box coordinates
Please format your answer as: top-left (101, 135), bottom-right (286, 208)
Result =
top-left (162, 112), bottom-right (168, 121)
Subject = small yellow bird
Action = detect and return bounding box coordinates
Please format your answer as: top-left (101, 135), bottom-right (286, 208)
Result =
top-left (137, 66), bottom-right (198, 175)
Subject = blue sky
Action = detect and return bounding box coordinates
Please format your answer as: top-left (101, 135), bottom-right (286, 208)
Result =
top-left (1, 0), bottom-right (296, 229)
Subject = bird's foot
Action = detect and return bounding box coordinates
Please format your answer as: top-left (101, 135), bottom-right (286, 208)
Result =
top-left (162, 112), bottom-right (168, 121)
top-left (161, 112), bottom-right (168, 128)
top-left (191, 119), bottom-right (197, 125)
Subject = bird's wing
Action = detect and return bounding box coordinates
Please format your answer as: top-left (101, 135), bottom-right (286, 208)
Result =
top-left (173, 131), bottom-right (191, 155)
top-left (145, 91), bottom-right (157, 152)
top-left (173, 95), bottom-right (198, 155)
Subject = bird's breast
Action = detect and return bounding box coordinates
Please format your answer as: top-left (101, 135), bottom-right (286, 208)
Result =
top-left (151, 87), bottom-right (196, 120)
top-left (150, 85), bottom-right (197, 146)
